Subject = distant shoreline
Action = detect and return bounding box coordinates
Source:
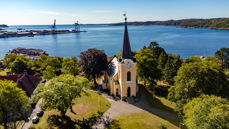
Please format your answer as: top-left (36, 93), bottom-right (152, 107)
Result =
top-left (108, 18), bottom-right (229, 30)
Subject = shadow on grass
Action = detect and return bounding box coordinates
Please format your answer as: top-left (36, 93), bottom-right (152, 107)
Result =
top-left (47, 111), bottom-right (103, 129)
top-left (129, 84), bottom-right (180, 127)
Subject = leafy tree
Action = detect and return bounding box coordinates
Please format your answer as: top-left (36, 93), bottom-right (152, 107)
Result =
top-left (157, 51), bottom-right (168, 70)
top-left (0, 60), bottom-right (3, 68)
top-left (204, 56), bottom-right (220, 64)
top-left (80, 48), bottom-right (108, 86)
top-left (215, 48), bottom-right (229, 68)
top-left (0, 80), bottom-right (30, 129)
top-left (32, 54), bottom-right (49, 72)
top-left (45, 56), bottom-right (63, 75)
top-left (32, 75), bottom-right (86, 117)
top-left (62, 57), bottom-right (79, 76)
top-left (162, 54), bottom-right (182, 85)
top-left (147, 41), bottom-right (166, 58)
top-left (42, 65), bottom-right (56, 80)
top-left (183, 56), bottom-right (201, 64)
top-left (170, 61), bottom-right (228, 112)
top-left (183, 95), bottom-right (229, 129)
top-left (10, 56), bottom-right (31, 74)
top-left (135, 48), bottom-right (161, 87)
top-left (3, 54), bottom-right (17, 68)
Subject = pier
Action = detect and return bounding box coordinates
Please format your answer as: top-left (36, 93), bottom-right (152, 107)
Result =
top-left (0, 29), bottom-right (86, 38)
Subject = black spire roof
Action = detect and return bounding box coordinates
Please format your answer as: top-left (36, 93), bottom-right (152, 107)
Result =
top-left (122, 16), bottom-right (132, 59)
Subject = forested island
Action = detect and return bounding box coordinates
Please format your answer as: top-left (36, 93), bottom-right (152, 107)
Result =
top-left (110, 18), bottom-right (229, 30)
top-left (0, 24), bottom-right (8, 27)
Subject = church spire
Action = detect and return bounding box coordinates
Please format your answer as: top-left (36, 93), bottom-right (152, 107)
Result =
top-left (122, 14), bottom-right (132, 59)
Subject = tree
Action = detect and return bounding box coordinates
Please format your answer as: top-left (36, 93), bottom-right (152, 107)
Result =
top-left (183, 95), bottom-right (229, 129)
top-left (162, 54), bottom-right (182, 85)
top-left (215, 48), bottom-right (229, 68)
top-left (10, 56), bottom-right (31, 74)
top-left (42, 65), bottom-right (56, 80)
top-left (32, 75), bottom-right (86, 117)
top-left (45, 56), bottom-right (63, 75)
top-left (62, 57), bottom-right (79, 76)
top-left (0, 60), bottom-right (3, 68)
top-left (170, 61), bottom-right (228, 112)
top-left (157, 51), bottom-right (168, 70)
top-left (80, 48), bottom-right (108, 86)
top-left (147, 41), bottom-right (166, 58)
top-left (3, 54), bottom-right (17, 69)
top-left (0, 80), bottom-right (30, 129)
top-left (135, 48), bottom-right (161, 87)
top-left (183, 56), bottom-right (201, 64)
top-left (32, 54), bottom-right (49, 72)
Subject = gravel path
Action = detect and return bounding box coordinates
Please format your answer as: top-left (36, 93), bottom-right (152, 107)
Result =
top-left (92, 91), bottom-right (178, 129)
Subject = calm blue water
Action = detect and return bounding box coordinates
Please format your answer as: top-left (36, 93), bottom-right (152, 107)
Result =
top-left (0, 25), bottom-right (229, 59)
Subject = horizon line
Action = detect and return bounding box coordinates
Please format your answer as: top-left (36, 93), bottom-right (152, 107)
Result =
top-left (2, 17), bottom-right (229, 26)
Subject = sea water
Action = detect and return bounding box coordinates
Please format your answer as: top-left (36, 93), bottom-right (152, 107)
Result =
top-left (0, 25), bottom-right (229, 59)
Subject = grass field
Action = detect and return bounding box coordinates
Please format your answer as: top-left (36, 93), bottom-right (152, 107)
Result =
top-left (106, 113), bottom-right (179, 129)
top-left (30, 90), bottom-right (111, 129)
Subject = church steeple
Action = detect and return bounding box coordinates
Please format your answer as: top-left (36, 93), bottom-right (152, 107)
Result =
top-left (122, 14), bottom-right (132, 59)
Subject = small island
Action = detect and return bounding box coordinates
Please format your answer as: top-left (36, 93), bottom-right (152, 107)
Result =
top-left (0, 24), bottom-right (8, 27)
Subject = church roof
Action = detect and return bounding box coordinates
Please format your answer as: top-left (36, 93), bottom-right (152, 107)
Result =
top-left (122, 17), bottom-right (132, 59)
top-left (0, 72), bottom-right (41, 97)
top-left (107, 57), bottom-right (119, 78)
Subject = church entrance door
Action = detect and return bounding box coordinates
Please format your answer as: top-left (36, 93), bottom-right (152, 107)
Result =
top-left (127, 87), bottom-right (131, 97)
top-left (116, 88), bottom-right (119, 96)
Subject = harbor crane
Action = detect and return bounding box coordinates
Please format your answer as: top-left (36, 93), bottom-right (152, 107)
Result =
top-left (74, 21), bottom-right (80, 31)
top-left (51, 19), bottom-right (56, 34)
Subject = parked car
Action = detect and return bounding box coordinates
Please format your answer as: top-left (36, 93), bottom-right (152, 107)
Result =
top-left (36, 110), bottom-right (44, 117)
top-left (32, 116), bottom-right (39, 124)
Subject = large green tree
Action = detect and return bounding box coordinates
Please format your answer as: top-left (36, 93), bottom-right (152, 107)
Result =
top-left (62, 56), bottom-right (79, 76)
top-left (135, 48), bottom-right (161, 87)
top-left (32, 75), bottom-right (86, 117)
top-left (42, 65), bottom-right (56, 80)
top-left (169, 61), bottom-right (228, 112)
top-left (183, 95), bottom-right (229, 129)
top-left (162, 54), bottom-right (182, 85)
top-left (215, 48), bottom-right (229, 68)
top-left (3, 54), bottom-right (17, 69)
top-left (32, 55), bottom-right (63, 75)
top-left (10, 56), bottom-right (31, 74)
top-left (147, 41), bottom-right (166, 58)
top-left (0, 80), bottom-right (30, 129)
top-left (80, 48), bottom-right (108, 86)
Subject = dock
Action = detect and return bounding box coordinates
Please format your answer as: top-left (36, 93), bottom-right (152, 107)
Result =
top-left (0, 30), bottom-right (86, 38)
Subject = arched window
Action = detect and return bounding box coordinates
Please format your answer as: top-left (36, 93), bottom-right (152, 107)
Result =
top-left (127, 71), bottom-right (131, 81)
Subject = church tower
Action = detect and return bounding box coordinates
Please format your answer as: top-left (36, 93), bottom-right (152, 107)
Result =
top-left (101, 14), bottom-right (138, 99)
top-left (118, 15), bottom-right (137, 98)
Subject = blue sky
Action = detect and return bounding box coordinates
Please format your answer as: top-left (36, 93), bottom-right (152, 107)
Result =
top-left (1, 0), bottom-right (229, 25)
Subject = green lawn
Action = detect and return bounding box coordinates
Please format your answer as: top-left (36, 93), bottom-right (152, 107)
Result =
top-left (138, 84), bottom-right (180, 127)
top-left (106, 113), bottom-right (179, 129)
top-left (141, 84), bottom-right (176, 114)
top-left (30, 90), bottom-right (111, 129)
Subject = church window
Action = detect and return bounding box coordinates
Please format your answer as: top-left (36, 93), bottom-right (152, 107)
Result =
top-left (127, 71), bottom-right (131, 81)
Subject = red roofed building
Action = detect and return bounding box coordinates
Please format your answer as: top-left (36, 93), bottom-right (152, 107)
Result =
top-left (0, 72), bottom-right (41, 97)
